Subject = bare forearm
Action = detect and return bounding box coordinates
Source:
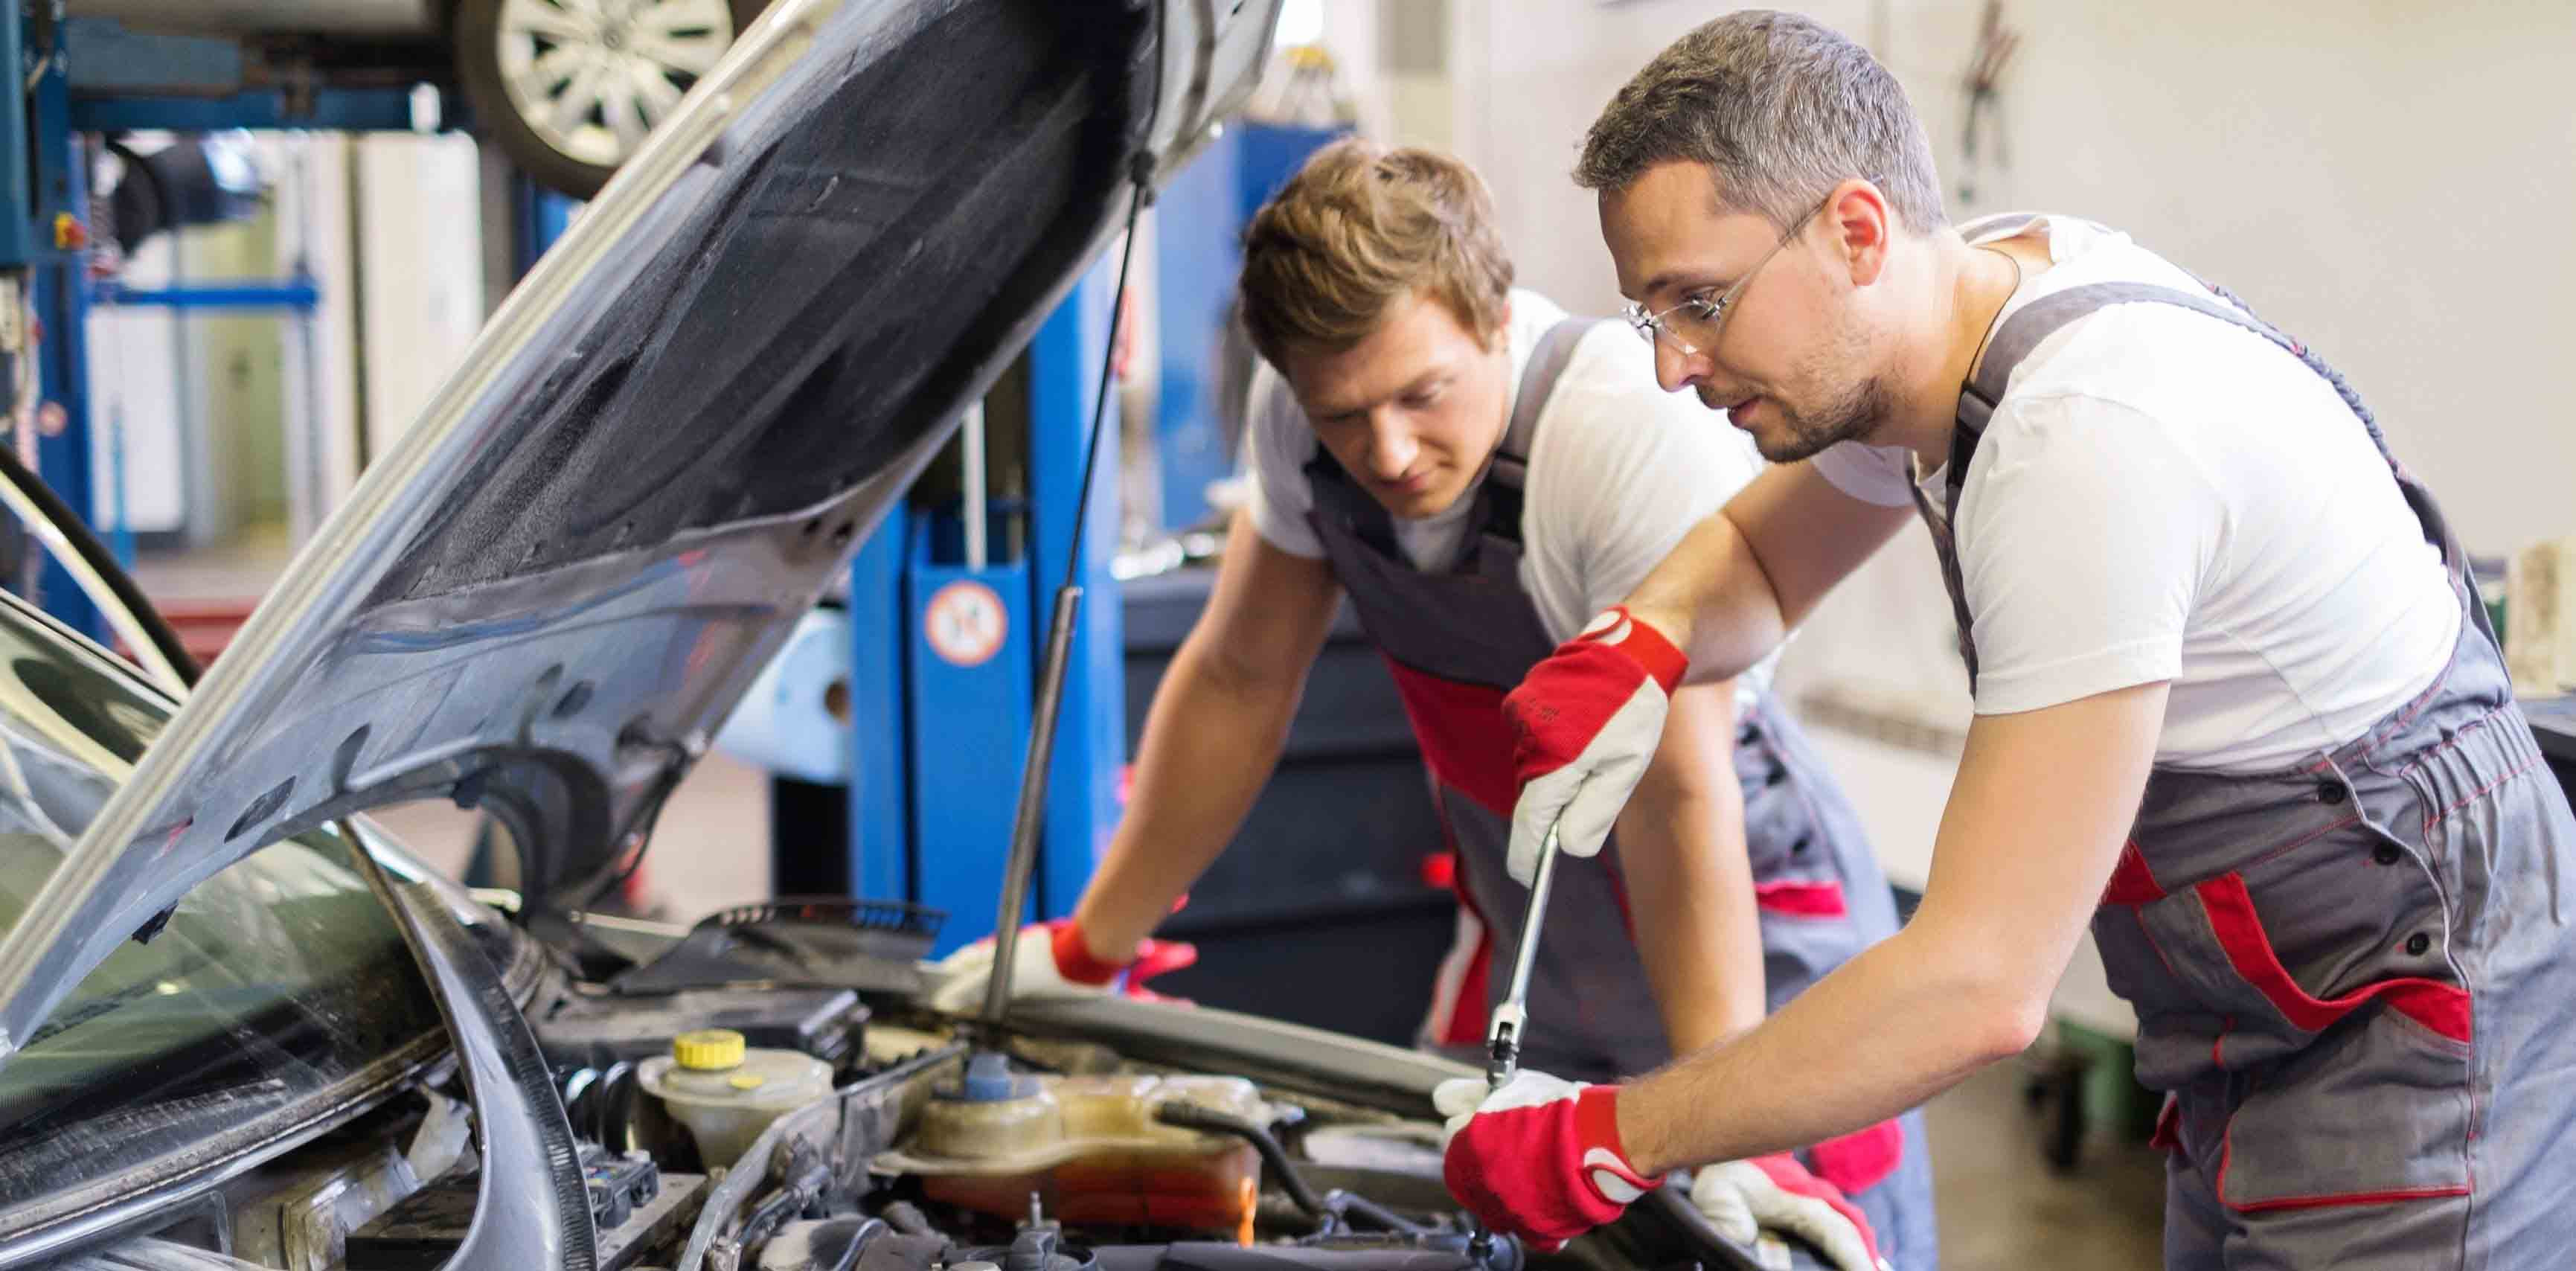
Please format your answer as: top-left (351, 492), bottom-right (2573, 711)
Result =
top-left (1072, 647), bottom-right (1301, 960)
top-left (1612, 683), bottom-right (2170, 1174)
top-left (1615, 923), bottom-right (2035, 1174)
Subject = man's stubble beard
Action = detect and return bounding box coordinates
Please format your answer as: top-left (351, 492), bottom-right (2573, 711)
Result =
top-left (1757, 373), bottom-right (1897, 464)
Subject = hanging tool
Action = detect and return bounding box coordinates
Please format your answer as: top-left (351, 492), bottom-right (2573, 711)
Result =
top-left (1955, 0), bottom-right (2022, 207)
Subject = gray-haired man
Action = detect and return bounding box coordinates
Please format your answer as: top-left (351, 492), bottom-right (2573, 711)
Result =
top-left (1436, 10), bottom-right (2576, 1269)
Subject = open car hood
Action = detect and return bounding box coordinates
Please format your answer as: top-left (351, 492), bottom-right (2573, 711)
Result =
top-left (0, 0), bottom-right (1278, 1062)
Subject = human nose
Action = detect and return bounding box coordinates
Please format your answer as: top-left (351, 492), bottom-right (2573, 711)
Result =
top-left (1653, 338), bottom-right (1708, 394)
top-left (1365, 414), bottom-right (1417, 478)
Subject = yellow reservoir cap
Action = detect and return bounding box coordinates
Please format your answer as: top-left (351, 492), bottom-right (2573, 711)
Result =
top-left (673, 1028), bottom-right (747, 1070)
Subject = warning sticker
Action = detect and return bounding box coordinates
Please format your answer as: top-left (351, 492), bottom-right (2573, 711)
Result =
top-left (923, 580), bottom-right (1007, 667)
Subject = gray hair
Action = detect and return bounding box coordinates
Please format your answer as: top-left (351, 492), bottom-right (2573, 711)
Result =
top-left (1574, 10), bottom-right (1947, 232)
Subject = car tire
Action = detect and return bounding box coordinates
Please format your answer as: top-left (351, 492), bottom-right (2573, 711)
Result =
top-left (453, 0), bottom-right (772, 199)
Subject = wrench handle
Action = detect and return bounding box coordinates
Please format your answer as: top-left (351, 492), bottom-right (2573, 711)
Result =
top-left (1484, 826), bottom-right (1561, 1089)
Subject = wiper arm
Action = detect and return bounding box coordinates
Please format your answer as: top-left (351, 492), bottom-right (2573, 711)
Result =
top-left (341, 819), bottom-right (600, 1270)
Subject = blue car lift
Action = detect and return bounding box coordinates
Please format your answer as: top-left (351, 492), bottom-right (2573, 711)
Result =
top-left (843, 262), bottom-right (1129, 955)
top-left (4, 11), bottom-right (470, 641)
top-left (835, 125), bottom-right (1342, 950)
top-left (28, 4), bottom-right (1132, 939)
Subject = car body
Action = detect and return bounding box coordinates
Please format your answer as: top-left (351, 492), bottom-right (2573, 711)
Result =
top-left (71, 0), bottom-right (771, 196)
top-left (0, 1), bottom-right (1819, 1266)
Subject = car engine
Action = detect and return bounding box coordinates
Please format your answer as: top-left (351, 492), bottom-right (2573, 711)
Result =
top-left (71, 903), bottom-right (1759, 1271)
top-left (303, 975), bottom-right (1525, 1271)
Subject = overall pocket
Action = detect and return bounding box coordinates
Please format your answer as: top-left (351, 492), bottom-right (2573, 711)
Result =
top-left (2126, 853), bottom-right (2474, 1211)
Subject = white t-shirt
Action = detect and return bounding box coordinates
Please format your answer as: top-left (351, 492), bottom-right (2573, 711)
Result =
top-left (1812, 217), bottom-right (2460, 770)
top-left (1244, 289), bottom-right (1772, 685)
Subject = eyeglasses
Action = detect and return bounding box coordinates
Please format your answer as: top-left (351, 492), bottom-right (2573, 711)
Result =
top-left (1621, 192), bottom-right (1835, 358)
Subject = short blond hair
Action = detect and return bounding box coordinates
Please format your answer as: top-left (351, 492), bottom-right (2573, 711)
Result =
top-left (1237, 138), bottom-right (1514, 367)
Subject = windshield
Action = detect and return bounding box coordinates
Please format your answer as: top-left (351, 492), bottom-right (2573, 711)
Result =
top-left (0, 599), bottom-right (441, 1235)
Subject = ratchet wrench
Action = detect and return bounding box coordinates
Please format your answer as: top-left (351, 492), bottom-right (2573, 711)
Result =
top-left (1464, 824), bottom-right (1563, 1269)
top-left (1485, 824), bottom-right (1563, 1089)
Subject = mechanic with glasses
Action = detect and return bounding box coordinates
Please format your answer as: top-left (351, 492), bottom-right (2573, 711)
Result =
top-left (930, 136), bottom-right (1937, 1271)
top-left (1438, 12), bottom-right (2576, 1270)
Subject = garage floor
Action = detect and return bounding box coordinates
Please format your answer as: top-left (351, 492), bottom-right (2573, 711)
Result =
top-left (1923, 1064), bottom-right (2167, 1269)
top-left (373, 752), bottom-right (2170, 1270)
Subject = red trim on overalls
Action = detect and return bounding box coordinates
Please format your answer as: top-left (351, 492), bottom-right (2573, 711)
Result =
top-left (2222, 1182), bottom-right (2472, 1214)
top-left (1388, 659), bottom-right (1647, 940)
top-left (1439, 825), bottom-right (1496, 1047)
top-left (1382, 658), bottom-right (1516, 1046)
top-left (1753, 880), bottom-right (1849, 918)
top-left (2194, 874), bottom-right (2473, 1044)
top-left (2106, 847), bottom-right (2478, 1208)
top-left (2150, 1095), bottom-right (2182, 1153)
top-left (2101, 841), bottom-right (2167, 904)
top-left (1382, 658), bottom-right (1520, 816)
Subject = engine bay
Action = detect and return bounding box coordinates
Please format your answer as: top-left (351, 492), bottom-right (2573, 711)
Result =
top-left (327, 974), bottom-right (1532, 1271)
top-left (64, 903), bottom-right (1761, 1271)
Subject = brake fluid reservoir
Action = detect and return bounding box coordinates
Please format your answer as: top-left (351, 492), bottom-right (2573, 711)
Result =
top-left (638, 1028), bottom-right (834, 1166)
top-left (887, 1059), bottom-right (1265, 1234)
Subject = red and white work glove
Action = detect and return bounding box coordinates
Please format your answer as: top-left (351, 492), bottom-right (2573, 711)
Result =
top-left (1689, 1156), bottom-right (1888, 1271)
top-left (1432, 1071), bottom-right (1660, 1249)
top-left (1502, 606), bottom-right (1689, 882)
top-left (926, 917), bottom-right (1196, 1013)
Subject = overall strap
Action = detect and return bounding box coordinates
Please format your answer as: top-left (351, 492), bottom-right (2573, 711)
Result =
top-left (1955, 281), bottom-right (2397, 475)
top-left (1949, 280), bottom-right (2484, 640)
top-left (1481, 317), bottom-right (1603, 544)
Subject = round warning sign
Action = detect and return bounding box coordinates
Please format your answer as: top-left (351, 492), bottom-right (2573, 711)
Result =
top-left (923, 580), bottom-right (1008, 667)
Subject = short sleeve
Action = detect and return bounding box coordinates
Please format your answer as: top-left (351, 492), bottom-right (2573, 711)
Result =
top-left (1955, 393), bottom-right (2221, 715)
top-left (1809, 440), bottom-right (1917, 508)
top-left (1570, 410), bottom-right (1746, 621)
top-left (1518, 329), bottom-right (1745, 637)
top-left (1239, 363), bottom-right (1327, 558)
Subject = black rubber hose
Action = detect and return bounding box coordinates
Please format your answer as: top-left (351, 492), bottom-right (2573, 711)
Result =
top-left (1151, 1102), bottom-right (1327, 1219)
top-left (0, 441), bottom-right (201, 687)
top-left (1321, 1190), bottom-right (1432, 1238)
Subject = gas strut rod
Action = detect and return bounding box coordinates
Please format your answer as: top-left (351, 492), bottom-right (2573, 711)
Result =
top-left (980, 175), bottom-right (1151, 1033)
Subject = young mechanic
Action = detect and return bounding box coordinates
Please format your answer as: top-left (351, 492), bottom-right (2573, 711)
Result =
top-left (1436, 12), bottom-right (2576, 1270)
top-left (933, 138), bottom-right (1935, 1270)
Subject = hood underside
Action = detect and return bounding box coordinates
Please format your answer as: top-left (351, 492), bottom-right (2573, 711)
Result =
top-left (0, 0), bottom-right (1278, 1063)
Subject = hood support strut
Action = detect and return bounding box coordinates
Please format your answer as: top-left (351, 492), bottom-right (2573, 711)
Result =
top-left (979, 171), bottom-right (1152, 1030)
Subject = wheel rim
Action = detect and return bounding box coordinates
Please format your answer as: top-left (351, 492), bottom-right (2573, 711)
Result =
top-left (494, 0), bottom-right (736, 171)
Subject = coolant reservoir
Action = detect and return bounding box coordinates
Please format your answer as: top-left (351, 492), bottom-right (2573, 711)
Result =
top-left (638, 1028), bottom-right (834, 1166)
top-left (882, 1054), bottom-right (1266, 1234)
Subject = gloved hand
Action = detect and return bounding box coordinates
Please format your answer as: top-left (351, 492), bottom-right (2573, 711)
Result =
top-left (925, 917), bottom-right (1196, 1013)
top-left (1690, 1155), bottom-right (1888, 1271)
top-left (1433, 1071), bottom-right (1660, 1249)
top-left (1502, 606), bottom-right (1688, 883)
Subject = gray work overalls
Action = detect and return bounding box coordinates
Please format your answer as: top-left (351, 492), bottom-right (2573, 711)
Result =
top-left (1295, 319), bottom-right (1938, 1267)
top-left (1919, 220), bottom-right (2576, 1268)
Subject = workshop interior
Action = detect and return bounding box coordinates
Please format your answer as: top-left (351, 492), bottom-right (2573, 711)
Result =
top-left (0, 1), bottom-right (2563, 1269)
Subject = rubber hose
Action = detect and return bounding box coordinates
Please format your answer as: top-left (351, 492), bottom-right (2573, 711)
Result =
top-left (1150, 1102), bottom-right (1327, 1219)
top-left (1321, 1190), bottom-right (1432, 1238)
